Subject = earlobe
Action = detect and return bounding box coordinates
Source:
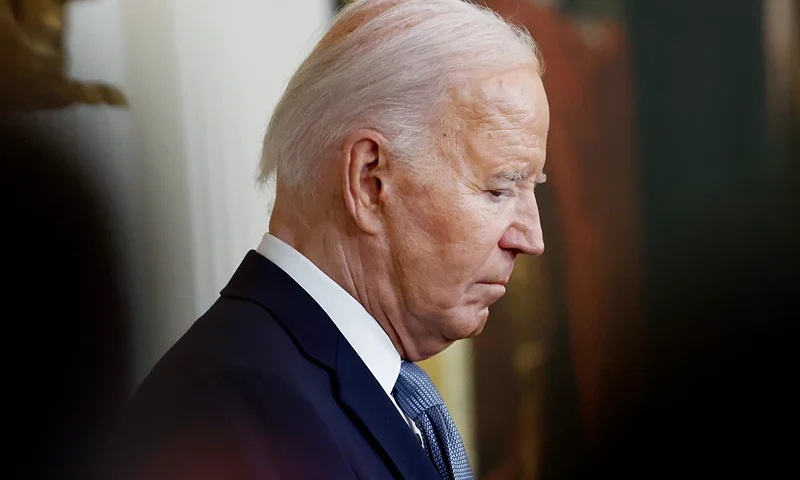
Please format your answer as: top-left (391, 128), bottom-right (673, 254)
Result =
top-left (341, 130), bottom-right (389, 235)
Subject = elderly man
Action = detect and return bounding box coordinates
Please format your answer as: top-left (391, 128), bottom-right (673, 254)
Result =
top-left (114, 0), bottom-right (548, 479)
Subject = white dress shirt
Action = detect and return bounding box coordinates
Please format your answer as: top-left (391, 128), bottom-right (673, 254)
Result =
top-left (256, 233), bottom-right (423, 445)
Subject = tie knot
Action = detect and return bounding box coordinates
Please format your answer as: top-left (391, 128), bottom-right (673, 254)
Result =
top-left (394, 361), bottom-right (444, 421)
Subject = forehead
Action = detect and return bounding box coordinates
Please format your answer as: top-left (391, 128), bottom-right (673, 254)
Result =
top-left (449, 68), bottom-right (549, 174)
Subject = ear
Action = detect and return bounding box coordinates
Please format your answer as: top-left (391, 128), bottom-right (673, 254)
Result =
top-left (340, 129), bottom-right (391, 235)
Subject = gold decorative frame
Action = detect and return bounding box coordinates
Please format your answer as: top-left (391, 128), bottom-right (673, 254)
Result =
top-left (0, 0), bottom-right (127, 111)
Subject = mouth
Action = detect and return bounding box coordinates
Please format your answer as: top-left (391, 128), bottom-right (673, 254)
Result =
top-left (479, 282), bottom-right (507, 295)
top-left (478, 267), bottom-right (514, 293)
top-left (480, 274), bottom-right (512, 287)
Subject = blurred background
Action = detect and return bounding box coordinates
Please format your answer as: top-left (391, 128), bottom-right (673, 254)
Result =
top-left (2, 0), bottom-right (797, 479)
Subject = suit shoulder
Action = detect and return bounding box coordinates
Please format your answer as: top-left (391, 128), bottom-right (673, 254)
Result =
top-left (115, 368), bottom-right (355, 480)
top-left (129, 294), bottom-right (338, 433)
top-left (143, 295), bottom-right (313, 384)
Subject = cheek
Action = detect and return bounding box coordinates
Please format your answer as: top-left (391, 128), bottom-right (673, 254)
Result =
top-left (387, 175), bottom-right (507, 295)
top-left (406, 194), bottom-right (501, 278)
top-left (409, 190), bottom-right (489, 250)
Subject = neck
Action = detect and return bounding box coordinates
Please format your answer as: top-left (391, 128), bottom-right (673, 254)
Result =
top-left (269, 197), bottom-right (411, 359)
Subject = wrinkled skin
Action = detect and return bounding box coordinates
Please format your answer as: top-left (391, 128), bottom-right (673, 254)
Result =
top-left (270, 67), bottom-right (550, 360)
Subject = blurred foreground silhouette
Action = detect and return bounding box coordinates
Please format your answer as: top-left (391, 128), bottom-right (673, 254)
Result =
top-left (1, 120), bottom-right (130, 480)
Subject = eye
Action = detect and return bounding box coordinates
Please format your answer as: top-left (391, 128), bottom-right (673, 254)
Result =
top-left (488, 189), bottom-right (512, 199)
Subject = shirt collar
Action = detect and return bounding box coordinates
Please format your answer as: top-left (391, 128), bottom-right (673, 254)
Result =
top-left (256, 232), bottom-right (401, 396)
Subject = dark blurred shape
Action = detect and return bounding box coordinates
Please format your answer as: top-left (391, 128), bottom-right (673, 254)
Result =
top-left (1, 2), bottom-right (131, 476)
top-left (612, 0), bottom-right (798, 478)
top-left (0, 119), bottom-right (130, 480)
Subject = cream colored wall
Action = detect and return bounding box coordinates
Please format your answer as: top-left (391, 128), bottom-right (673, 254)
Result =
top-left (121, 0), bottom-right (332, 380)
top-left (26, 0), bottom-right (330, 380)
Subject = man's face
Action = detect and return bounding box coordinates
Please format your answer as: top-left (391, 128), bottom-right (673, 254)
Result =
top-left (382, 68), bottom-right (549, 357)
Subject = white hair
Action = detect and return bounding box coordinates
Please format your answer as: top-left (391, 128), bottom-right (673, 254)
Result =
top-left (259, 0), bottom-right (542, 200)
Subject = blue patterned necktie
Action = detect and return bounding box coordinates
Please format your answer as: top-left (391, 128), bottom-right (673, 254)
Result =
top-left (393, 361), bottom-right (474, 480)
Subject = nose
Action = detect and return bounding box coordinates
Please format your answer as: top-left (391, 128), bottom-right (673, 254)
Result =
top-left (498, 195), bottom-right (545, 256)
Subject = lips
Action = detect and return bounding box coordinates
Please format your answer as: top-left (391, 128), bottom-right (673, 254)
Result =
top-left (481, 266), bottom-right (514, 288)
top-left (482, 274), bottom-right (512, 286)
top-left (479, 278), bottom-right (509, 291)
top-left (480, 282), bottom-right (507, 301)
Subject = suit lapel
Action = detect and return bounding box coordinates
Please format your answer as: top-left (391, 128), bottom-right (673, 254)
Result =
top-left (335, 336), bottom-right (441, 480)
top-left (221, 251), bottom-right (339, 370)
top-left (222, 252), bottom-right (440, 479)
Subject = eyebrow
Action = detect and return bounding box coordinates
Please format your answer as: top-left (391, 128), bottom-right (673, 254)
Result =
top-left (493, 169), bottom-right (547, 184)
top-left (494, 169), bottom-right (529, 182)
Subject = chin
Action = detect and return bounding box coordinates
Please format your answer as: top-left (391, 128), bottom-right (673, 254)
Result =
top-left (468, 317), bottom-right (488, 337)
top-left (411, 307), bottom-right (491, 360)
top-left (466, 309), bottom-right (490, 337)
top-left (446, 307), bottom-right (490, 341)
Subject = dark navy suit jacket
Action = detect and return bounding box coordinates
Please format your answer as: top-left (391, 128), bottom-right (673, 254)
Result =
top-left (113, 251), bottom-right (441, 480)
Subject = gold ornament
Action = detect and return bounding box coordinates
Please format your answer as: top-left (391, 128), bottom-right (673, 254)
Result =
top-left (0, 0), bottom-right (127, 111)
